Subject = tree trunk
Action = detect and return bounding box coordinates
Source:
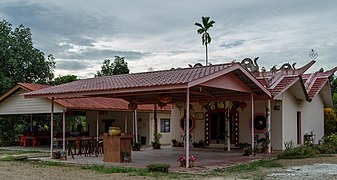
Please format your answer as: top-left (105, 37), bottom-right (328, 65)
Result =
top-left (205, 43), bottom-right (208, 66)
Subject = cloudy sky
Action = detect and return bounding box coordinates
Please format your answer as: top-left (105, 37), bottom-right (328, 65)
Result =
top-left (1, 0), bottom-right (337, 78)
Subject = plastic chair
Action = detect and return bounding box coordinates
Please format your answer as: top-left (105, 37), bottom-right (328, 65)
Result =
top-left (33, 137), bottom-right (40, 147)
top-left (20, 136), bottom-right (27, 147)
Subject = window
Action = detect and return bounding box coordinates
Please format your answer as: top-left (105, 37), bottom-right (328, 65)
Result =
top-left (160, 118), bottom-right (170, 133)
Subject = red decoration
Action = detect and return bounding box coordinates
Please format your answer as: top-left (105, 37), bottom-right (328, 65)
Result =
top-left (239, 101), bottom-right (247, 111)
top-left (159, 95), bottom-right (172, 103)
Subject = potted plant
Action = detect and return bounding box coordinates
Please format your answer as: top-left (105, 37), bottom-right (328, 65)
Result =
top-left (132, 142), bottom-right (142, 151)
top-left (151, 133), bottom-right (162, 149)
top-left (121, 150), bottom-right (130, 162)
top-left (178, 154), bottom-right (197, 167)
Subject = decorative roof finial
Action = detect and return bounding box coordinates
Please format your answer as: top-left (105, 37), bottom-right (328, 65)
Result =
top-left (309, 49), bottom-right (318, 60)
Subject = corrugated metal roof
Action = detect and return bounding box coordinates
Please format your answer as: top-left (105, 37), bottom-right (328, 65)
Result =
top-left (23, 63), bottom-right (236, 96)
top-left (17, 83), bottom-right (170, 112)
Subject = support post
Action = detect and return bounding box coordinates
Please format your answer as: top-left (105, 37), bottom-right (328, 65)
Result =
top-left (251, 94), bottom-right (254, 155)
top-left (185, 88), bottom-right (190, 168)
top-left (50, 97), bottom-right (54, 158)
top-left (267, 100), bottom-right (271, 153)
top-left (30, 114), bottom-right (33, 131)
top-left (124, 113), bottom-right (128, 133)
top-left (96, 111), bottom-right (99, 142)
top-left (132, 111), bottom-right (135, 143)
top-left (227, 101), bottom-right (230, 152)
top-left (135, 110), bottom-right (138, 143)
top-left (62, 110), bottom-right (66, 152)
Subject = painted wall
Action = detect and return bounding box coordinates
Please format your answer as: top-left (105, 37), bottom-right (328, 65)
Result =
top-left (149, 111), bottom-right (172, 145)
top-left (271, 100), bottom-right (283, 150)
top-left (0, 89), bottom-right (64, 115)
top-left (282, 90), bottom-right (299, 149)
top-left (300, 94), bottom-right (324, 144)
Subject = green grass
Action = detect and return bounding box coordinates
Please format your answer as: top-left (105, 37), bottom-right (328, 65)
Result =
top-left (0, 149), bottom-right (42, 155)
top-left (212, 159), bottom-right (282, 174)
top-left (0, 155), bottom-right (28, 161)
top-left (83, 165), bottom-right (139, 173)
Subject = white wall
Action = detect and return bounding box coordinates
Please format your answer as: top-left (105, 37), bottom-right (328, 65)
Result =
top-left (271, 100), bottom-right (283, 150)
top-left (282, 90), bottom-right (299, 149)
top-left (149, 111), bottom-right (172, 145)
top-left (0, 89), bottom-right (64, 115)
top-left (300, 94), bottom-right (324, 143)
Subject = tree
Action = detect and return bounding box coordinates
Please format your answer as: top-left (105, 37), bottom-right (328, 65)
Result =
top-left (0, 19), bottom-right (55, 145)
top-left (324, 108), bottom-right (337, 136)
top-left (95, 56), bottom-right (130, 77)
top-left (0, 19), bottom-right (55, 95)
top-left (52, 75), bottom-right (78, 85)
top-left (195, 17), bottom-right (215, 66)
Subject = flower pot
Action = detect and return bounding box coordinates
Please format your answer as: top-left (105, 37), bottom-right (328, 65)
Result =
top-left (108, 127), bottom-right (121, 136)
top-left (152, 143), bottom-right (161, 149)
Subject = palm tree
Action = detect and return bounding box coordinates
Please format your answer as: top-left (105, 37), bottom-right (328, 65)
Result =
top-left (195, 17), bottom-right (215, 66)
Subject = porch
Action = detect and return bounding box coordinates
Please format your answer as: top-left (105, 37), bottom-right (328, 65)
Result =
top-left (0, 145), bottom-right (278, 172)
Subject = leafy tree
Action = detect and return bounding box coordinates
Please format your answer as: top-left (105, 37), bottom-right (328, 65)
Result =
top-left (0, 19), bottom-right (55, 145)
top-left (95, 56), bottom-right (130, 77)
top-left (0, 19), bottom-right (55, 95)
top-left (324, 108), bottom-right (337, 136)
top-left (195, 16), bottom-right (215, 66)
top-left (52, 75), bottom-right (78, 85)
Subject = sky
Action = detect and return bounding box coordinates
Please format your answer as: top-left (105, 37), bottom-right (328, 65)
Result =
top-left (1, 0), bottom-right (337, 78)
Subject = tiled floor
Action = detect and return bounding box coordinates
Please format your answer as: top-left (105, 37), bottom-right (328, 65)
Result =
top-left (1, 145), bottom-right (278, 173)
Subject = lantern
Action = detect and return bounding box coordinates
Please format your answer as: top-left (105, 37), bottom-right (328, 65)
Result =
top-left (158, 101), bottom-right (166, 109)
top-left (128, 102), bottom-right (137, 111)
top-left (239, 101), bottom-right (247, 111)
top-left (158, 95), bottom-right (172, 103)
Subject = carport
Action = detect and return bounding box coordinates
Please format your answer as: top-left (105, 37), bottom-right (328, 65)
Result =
top-left (23, 62), bottom-right (272, 168)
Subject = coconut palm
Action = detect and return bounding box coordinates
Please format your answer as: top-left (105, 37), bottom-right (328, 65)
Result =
top-left (195, 16), bottom-right (215, 66)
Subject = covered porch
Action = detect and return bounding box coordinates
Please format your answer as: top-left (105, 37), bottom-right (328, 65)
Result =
top-left (24, 62), bottom-right (273, 168)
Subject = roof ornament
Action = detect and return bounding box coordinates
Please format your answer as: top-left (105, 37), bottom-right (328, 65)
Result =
top-left (188, 63), bottom-right (203, 68)
top-left (309, 49), bottom-right (318, 60)
top-left (241, 57), bottom-right (259, 73)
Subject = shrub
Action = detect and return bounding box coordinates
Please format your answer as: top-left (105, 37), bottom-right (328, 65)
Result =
top-left (146, 164), bottom-right (170, 173)
top-left (278, 145), bottom-right (316, 159)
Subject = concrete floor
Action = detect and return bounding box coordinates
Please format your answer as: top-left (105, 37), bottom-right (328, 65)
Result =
top-left (1, 145), bottom-right (278, 173)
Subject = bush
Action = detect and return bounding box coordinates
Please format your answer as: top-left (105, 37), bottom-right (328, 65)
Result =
top-left (278, 145), bottom-right (316, 159)
top-left (146, 164), bottom-right (170, 173)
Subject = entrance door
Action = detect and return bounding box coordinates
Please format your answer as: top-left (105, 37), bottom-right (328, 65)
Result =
top-left (209, 111), bottom-right (238, 145)
top-left (210, 112), bottom-right (226, 143)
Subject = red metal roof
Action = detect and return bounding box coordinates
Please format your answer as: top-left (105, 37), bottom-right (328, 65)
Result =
top-left (307, 77), bottom-right (328, 100)
top-left (17, 83), bottom-right (170, 112)
top-left (268, 76), bottom-right (298, 97)
top-left (23, 63), bottom-right (239, 96)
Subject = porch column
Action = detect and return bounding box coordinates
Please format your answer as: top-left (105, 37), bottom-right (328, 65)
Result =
top-left (185, 88), bottom-right (190, 168)
top-left (226, 101), bottom-right (230, 152)
top-left (132, 111), bottom-right (135, 143)
top-left (62, 110), bottom-right (66, 152)
top-left (251, 94), bottom-right (254, 155)
top-left (135, 110), bottom-right (138, 143)
top-left (267, 100), bottom-right (271, 153)
top-left (96, 111), bottom-right (99, 142)
top-left (30, 114), bottom-right (33, 131)
top-left (124, 113), bottom-right (128, 133)
top-left (50, 97), bottom-right (54, 158)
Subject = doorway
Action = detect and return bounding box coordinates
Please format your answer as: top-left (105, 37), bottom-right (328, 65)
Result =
top-left (209, 111), bottom-right (239, 145)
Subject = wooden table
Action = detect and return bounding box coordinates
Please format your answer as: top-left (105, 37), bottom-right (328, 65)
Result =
top-left (103, 135), bottom-right (133, 163)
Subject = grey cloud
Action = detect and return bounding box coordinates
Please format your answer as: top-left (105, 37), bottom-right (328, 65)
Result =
top-left (220, 40), bottom-right (245, 49)
top-left (56, 60), bottom-right (89, 71)
top-left (60, 49), bottom-right (146, 61)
